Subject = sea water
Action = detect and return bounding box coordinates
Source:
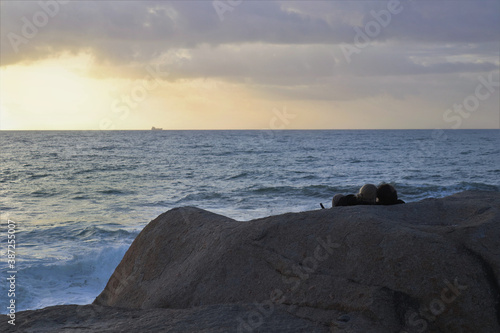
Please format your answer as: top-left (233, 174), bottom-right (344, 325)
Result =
top-left (0, 130), bottom-right (499, 313)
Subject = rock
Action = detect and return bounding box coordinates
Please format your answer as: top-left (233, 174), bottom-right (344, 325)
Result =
top-left (7, 304), bottom-right (330, 333)
top-left (6, 191), bottom-right (500, 332)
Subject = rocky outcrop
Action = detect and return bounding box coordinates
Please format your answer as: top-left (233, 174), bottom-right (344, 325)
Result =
top-left (9, 304), bottom-right (330, 333)
top-left (7, 191), bottom-right (500, 332)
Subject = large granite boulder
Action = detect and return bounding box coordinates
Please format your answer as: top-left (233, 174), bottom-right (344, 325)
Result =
top-left (89, 191), bottom-right (500, 332)
top-left (5, 191), bottom-right (500, 332)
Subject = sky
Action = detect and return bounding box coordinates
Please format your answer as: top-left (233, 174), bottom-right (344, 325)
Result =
top-left (0, 0), bottom-right (499, 130)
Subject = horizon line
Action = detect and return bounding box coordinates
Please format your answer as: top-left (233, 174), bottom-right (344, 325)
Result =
top-left (1, 128), bottom-right (499, 132)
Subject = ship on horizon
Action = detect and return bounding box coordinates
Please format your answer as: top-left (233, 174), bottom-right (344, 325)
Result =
top-left (151, 126), bottom-right (163, 130)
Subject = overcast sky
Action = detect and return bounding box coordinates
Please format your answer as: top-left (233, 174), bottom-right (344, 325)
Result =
top-left (1, 0), bottom-right (499, 130)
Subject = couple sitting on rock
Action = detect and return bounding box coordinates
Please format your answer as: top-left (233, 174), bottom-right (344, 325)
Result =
top-left (332, 183), bottom-right (405, 207)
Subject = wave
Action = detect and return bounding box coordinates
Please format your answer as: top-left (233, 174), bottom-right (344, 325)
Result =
top-left (0, 244), bottom-right (131, 313)
top-left (28, 173), bottom-right (51, 179)
top-left (226, 172), bottom-right (251, 180)
top-left (211, 151), bottom-right (235, 157)
top-left (22, 224), bottom-right (138, 245)
top-left (30, 189), bottom-right (60, 197)
top-left (298, 175), bottom-right (318, 180)
top-left (74, 226), bottom-right (136, 241)
top-left (139, 200), bottom-right (171, 207)
top-left (72, 195), bottom-right (90, 200)
top-left (456, 182), bottom-right (499, 192)
top-left (248, 185), bottom-right (349, 198)
top-left (72, 168), bottom-right (96, 175)
top-left (72, 165), bottom-right (138, 176)
top-left (0, 205), bottom-right (15, 211)
top-left (0, 173), bottom-right (20, 183)
top-left (98, 189), bottom-right (135, 195)
top-left (175, 192), bottom-right (227, 203)
top-left (395, 182), bottom-right (499, 202)
top-left (246, 182), bottom-right (499, 204)
top-left (91, 146), bottom-right (117, 151)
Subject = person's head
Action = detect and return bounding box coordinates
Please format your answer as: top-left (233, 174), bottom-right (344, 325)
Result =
top-left (336, 194), bottom-right (358, 206)
top-left (377, 183), bottom-right (398, 205)
top-left (356, 184), bottom-right (377, 204)
top-left (332, 194), bottom-right (345, 207)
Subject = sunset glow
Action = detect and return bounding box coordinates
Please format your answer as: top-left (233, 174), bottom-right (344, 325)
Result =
top-left (1, 1), bottom-right (498, 130)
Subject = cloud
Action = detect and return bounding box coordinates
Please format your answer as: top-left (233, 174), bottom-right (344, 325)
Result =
top-left (1, 0), bottom-right (498, 130)
top-left (1, 1), bottom-right (499, 68)
top-left (382, 1), bottom-right (500, 44)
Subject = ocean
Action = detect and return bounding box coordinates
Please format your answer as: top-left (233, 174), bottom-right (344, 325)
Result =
top-left (0, 129), bottom-right (499, 313)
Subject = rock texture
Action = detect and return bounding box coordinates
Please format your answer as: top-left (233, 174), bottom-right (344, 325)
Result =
top-left (7, 304), bottom-right (328, 333)
top-left (5, 191), bottom-right (500, 332)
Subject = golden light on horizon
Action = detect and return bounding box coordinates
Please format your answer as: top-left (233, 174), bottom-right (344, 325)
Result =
top-left (0, 53), bottom-right (309, 131)
top-left (0, 51), bottom-right (497, 131)
top-left (0, 54), bottom-right (103, 130)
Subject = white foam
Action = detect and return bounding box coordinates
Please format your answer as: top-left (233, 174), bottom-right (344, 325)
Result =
top-left (1, 243), bottom-right (131, 313)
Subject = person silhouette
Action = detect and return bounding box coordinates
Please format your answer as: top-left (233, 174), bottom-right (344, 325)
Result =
top-left (332, 184), bottom-right (377, 207)
top-left (356, 184), bottom-right (377, 205)
top-left (376, 184), bottom-right (405, 205)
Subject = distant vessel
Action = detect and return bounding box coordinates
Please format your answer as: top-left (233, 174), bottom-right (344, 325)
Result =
top-left (151, 127), bottom-right (163, 131)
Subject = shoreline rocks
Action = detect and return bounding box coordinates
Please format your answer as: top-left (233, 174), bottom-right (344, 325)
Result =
top-left (5, 191), bottom-right (500, 332)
